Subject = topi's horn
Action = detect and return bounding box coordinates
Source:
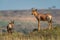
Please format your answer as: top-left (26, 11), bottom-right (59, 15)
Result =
top-left (32, 8), bottom-right (37, 11)
top-left (32, 8), bottom-right (36, 10)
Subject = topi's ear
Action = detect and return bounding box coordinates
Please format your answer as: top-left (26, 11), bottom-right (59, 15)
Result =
top-left (32, 8), bottom-right (35, 10)
top-left (35, 9), bottom-right (37, 11)
top-left (32, 8), bottom-right (33, 10)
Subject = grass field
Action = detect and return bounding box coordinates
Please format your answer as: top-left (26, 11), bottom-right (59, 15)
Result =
top-left (0, 20), bottom-right (60, 40)
top-left (0, 9), bottom-right (60, 40)
top-left (0, 25), bottom-right (60, 40)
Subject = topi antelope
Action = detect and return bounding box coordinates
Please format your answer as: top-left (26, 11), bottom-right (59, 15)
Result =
top-left (31, 8), bottom-right (52, 32)
top-left (7, 20), bottom-right (14, 34)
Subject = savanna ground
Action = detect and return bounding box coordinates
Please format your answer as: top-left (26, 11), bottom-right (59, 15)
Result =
top-left (0, 9), bottom-right (60, 40)
top-left (0, 19), bottom-right (60, 40)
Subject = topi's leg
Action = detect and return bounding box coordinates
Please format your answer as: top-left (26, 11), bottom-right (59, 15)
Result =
top-left (38, 20), bottom-right (40, 32)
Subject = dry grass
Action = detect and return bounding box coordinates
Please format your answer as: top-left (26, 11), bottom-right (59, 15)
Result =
top-left (0, 19), bottom-right (60, 40)
top-left (0, 25), bottom-right (60, 40)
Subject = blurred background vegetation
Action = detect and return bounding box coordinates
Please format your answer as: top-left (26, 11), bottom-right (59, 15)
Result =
top-left (0, 8), bottom-right (60, 40)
